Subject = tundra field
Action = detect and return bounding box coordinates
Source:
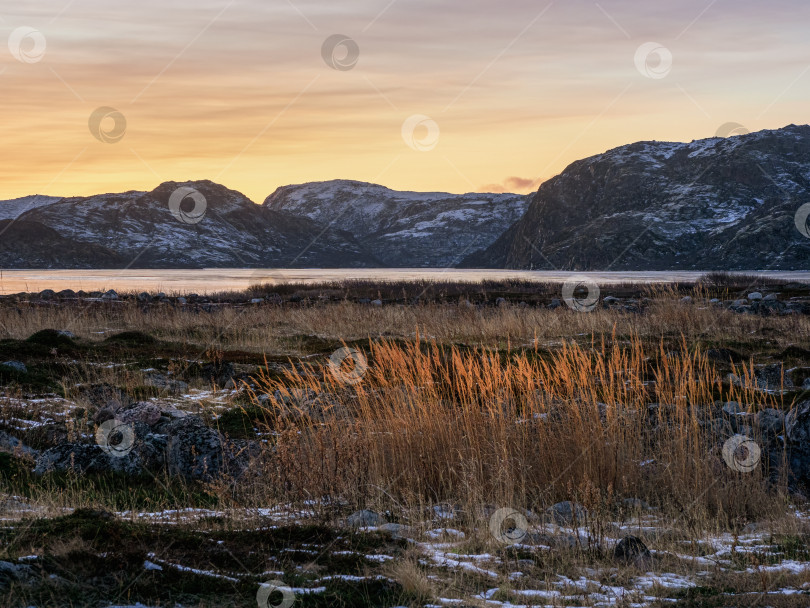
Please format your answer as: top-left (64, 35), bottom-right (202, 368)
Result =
top-left (2, 276), bottom-right (810, 607)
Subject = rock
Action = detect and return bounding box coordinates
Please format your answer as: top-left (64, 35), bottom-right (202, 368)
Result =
top-left (614, 535), bottom-right (651, 566)
top-left (748, 292), bottom-right (763, 301)
top-left (0, 430), bottom-right (39, 459)
top-left (756, 408), bottom-right (785, 436)
top-left (755, 364), bottom-right (793, 391)
top-left (709, 298), bottom-right (722, 305)
top-left (0, 360), bottom-right (27, 374)
top-left (495, 297), bottom-right (507, 307)
top-left (101, 289), bottom-right (119, 300)
top-left (165, 417), bottom-right (226, 481)
top-left (34, 442), bottom-right (144, 476)
top-left (144, 373), bottom-right (189, 394)
top-left (118, 402), bottom-right (162, 426)
top-left (38, 289), bottom-right (56, 300)
top-left (137, 292), bottom-right (151, 302)
top-left (370, 299), bottom-right (383, 307)
top-left (177, 297), bottom-right (187, 305)
top-left (200, 361), bottom-right (236, 388)
top-left (785, 401), bottom-right (810, 489)
top-left (764, 293), bottom-right (779, 301)
top-left (786, 401), bottom-right (810, 445)
top-left (346, 509), bottom-right (385, 527)
top-left (0, 560), bottom-right (35, 587)
top-left (57, 289), bottom-right (77, 299)
top-left (57, 330), bottom-right (76, 339)
top-left (679, 296), bottom-right (692, 303)
top-left (378, 523), bottom-right (411, 538)
top-left (548, 298), bottom-right (562, 309)
top-left (545, 501), bottom-right (587, 525)
top-left (250, 298), bottom-right (264, 304)
top-left (804, 377), bottom-right (810, 390)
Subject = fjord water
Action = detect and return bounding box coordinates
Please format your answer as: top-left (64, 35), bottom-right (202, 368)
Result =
top-left (1, 269), bottom-right (810, 295)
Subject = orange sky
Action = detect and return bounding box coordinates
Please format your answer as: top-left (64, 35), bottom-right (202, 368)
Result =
top-left (1, 0), bottom-right (809, 202)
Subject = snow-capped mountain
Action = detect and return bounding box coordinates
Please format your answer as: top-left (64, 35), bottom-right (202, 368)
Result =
top-left (5, 181), bottom-right (378, 269)
top-left (465, 125), bottom-right (810, 270)
top-left (264, 180), bottom-right (529, 267)
top-left (0, 195), bottom-right (62, 221)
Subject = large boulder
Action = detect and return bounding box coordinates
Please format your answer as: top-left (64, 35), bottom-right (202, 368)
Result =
top-left (34, 443), bottom-right (144, 476)
top-left (785, 401), bottom-right (810, 488)
top-left (165, 417), bottom-right (227, 481)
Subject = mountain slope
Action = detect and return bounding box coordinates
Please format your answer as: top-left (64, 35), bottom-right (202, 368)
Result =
top-left (0, 195), bottom-right (63, 221)
top-left (264, 180), bottom-right (529, 267)
top-left (465, 125), bottom-right (810, 270)
top-left (0, 220), bottom-right (123, 268)
top-left (14, 181), bottom-right (379, 269)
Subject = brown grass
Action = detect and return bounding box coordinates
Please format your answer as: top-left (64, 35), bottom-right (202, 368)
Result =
top-left (244, 334), bottom-right (788, 533)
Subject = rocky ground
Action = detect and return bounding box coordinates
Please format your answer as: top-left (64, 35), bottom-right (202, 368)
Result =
top-left (2, 279), bottom-right (810, 607)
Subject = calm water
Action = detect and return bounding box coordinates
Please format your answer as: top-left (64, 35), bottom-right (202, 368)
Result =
top-left (1, 269), bottom-right (809, 295)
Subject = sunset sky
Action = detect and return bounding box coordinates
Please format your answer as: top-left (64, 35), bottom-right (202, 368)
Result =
top-left (2, 0), bottom-right (809, 202)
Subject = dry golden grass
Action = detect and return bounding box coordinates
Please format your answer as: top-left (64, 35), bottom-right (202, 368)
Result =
top-left (1, 291), bottom-right (809, 355)
top-left (243, 334), bottom-right (790, 533)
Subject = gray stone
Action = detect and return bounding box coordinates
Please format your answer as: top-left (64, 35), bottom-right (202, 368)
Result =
top-left (34, 443), bottom-right (145, 476)
top-left (755, 364), bottom-right (793, 391)
top-left (370, 299), bottom-right (383, 307)
top-left (378, 523), bottom-right (411, 538)
top-left (176, 297), bottom-right (187, 305)
top-left (0, 360), bottom-right (27, 374)
top-left (118, 402), bottom-right (162, 426)
top-left (747, 292), bottom-right (763, 301)
top-left (165, 417), bottom-right (226, 481)
top-left (495, 297), bottom-right (507, 307)
top-left (137, 292), bottom-right (151, 302)
top-left (101, 289), bottom-right (119, 300)
top-left (756, 408), bottom-right (785, 436)
top-left (764, 293), bottom-right (779, 301)
top-left (679, 296), bottom-right (692, 303)
top-left (0, 430), bottom-right (39, 459)
top-left (545, 501), bottom-right (587, 525)
top-left (346, 509), bottom-right (385, 527)
top-left (614, 535), bottom-right (651, 566)
top-left (0, 560), bottom-right (35, 586)
top-left (144, 373), bottom-right (189, 394)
